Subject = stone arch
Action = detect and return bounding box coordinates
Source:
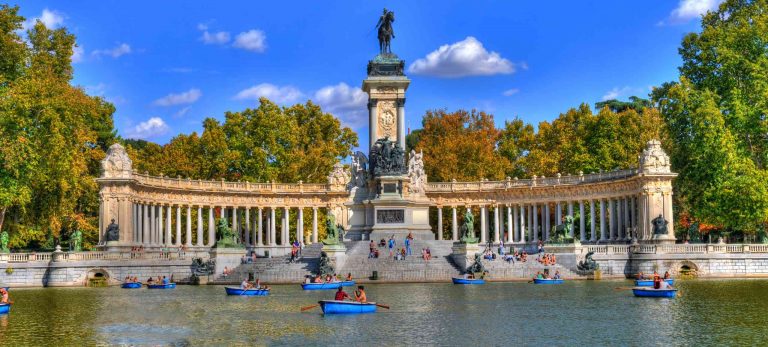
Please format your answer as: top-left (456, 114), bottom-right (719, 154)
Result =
top-left (671, 260), bottom-right (699, 278)
top-left (85, 268), bottom-right (113, 287)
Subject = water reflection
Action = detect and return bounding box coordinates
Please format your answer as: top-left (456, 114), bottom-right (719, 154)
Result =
top-left (0, 280), bottom-right (767, 345)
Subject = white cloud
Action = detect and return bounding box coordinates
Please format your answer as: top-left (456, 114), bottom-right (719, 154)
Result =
top-left (71, 44), bottom-right (84, 63)
top-left (664, 0), bottom-right (724, 24)
top-left (601, 86), bottom-right (634, 101)
top-left (85, 83), bottom-right (107, 96)
top-left (502, 88), bottom-right (520, 96)
top-left (153, 88), bottom-right (202, 106)
top-left (197, 23), bottom-right (208, 31)
top-left (233, 29), bottom-right (267, 52)
top-left (313, 83), bottom-right (368, 127)
top-left (24, 8), bottom-right (65, 30)
top-left (408, 37), bottom-right (515, 78)
top-left (92, 43), bottom-right (132, 58)
top-left (173, 106), bottom-right (191, 118)
top-left (201, 30), bottom-right (230, 45)
top-left (125, 117), bottom-right (169, 139)
top-left (234, 83), bottom-right (301, 104)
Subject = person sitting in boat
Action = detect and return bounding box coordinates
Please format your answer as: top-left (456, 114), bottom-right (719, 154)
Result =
top-left (535, 272), bottom-right (544, 280)
top-left (147, 277), bottom-right (155, 285)
top-left (255, 278), bottom-right (262, 289)
top-left (162, 276), bottom-right (169, 285)
top-left (241, 279), bottom-right (252, 290)
top-left (553, 271), bottom-right (561, 280)
top-left (636, 272), bottom-right (645, 280)
top-left (467, 273), bottom-right (475, 279)
top-left (658, 279), bottom-right (673, 290)
top-left (664, 271), bottom-right (671, 279)
top-left (346, 273), bottom-right (353, 281)
top-left (0, 288), bottom-right (8, 304)
top-left (354, 286), bottom-right (367, 303)
top-left (653, 275), bottom-right (662, 289)
top-left (304, 276), bottom-right (311, 284)
top-left (313, 274), bottom-right (323, 283)
top-left (334, 287), bottom-right (350, 301)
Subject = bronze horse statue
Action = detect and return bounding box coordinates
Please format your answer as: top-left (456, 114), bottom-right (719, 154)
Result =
top-left (376, 9), bottom-right (395, 54)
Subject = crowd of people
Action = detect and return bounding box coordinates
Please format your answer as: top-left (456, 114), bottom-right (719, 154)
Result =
top-left (537, 253), bottom-right (556, 266)
top-left (121, 275), bottom-right (172, 284)
top-left (304, 273), bottom-right (353, 284)
top-left (532, 270), bottom-right (561, 280)
top-left (240, 278), bottom-right (270, 290)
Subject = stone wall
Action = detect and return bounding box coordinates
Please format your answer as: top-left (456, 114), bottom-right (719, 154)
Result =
top-left (0, 260), bottom-right (196, 287)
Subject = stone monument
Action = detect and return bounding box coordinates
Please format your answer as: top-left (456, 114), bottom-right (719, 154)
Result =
top-left (97, 143), bottom-right (135, 250)
top-left (452, 208), bottom-right (481, 270)
top-left (345, 9), bottom-right (433, 241)
top-left (637, 140), bottom-right (677, 244)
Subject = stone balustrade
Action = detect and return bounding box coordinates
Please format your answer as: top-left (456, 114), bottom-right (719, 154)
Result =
top-left (132, 172), bottom-right (335, 194)
top-left (0, 250), bottom-right (211, 263)
top-left (424, 169), bottom-right (639, 192)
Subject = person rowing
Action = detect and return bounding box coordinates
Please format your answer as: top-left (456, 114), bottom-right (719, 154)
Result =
top-left (354, 286), bottom-right (367, 303)
top-left (241, 279), bottom-right (252, 290)
top-left (334, 286), bottom-right (350, 301)
top-left (0, 288), bottom-right (8, 304)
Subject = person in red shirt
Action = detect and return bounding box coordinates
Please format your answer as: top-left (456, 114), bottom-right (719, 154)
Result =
top-left (334, 287), bottom-right (350, 301)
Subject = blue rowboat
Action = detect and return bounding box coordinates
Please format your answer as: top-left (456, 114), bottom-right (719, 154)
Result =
top-left (147, 283), bottom-right (176, 289)
top-left (533, 278), bottom-right (564, 284)
top-left (225, 287), bottom-right (270, 296)
top-left (0, 304), bottom-right (10, 314)
top-left (121, 282), bottom-right (142, 289)
top-left (632, 287), bottom-right (677, 298)
top-left (1, 287), bottom-right (8, 291)
top-left (340, 280), bottom-right (355, 287)
top-left (635, 279), bottom-right (674, 286)
top-left (301, 282), bottom-right (343, 290)
top-left (318, 300), bottom-right (376, 314)
top-left (452, 277), bottom-right (485, 285)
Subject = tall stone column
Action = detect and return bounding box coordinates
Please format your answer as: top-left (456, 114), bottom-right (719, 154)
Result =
top-left (599, 199), bottom-right (607, 242)
top-left (208, 207), bottom-right (215, 247)
top-left (270, 207), bottom-right (277, 246)
top-left (480, 205), bottom-right (487, 244)
top-left (297, 207), bottom-right (304, 244)
top-left (185, 205), bottom-right (192, 247)
top-left (142, 204), bottom-right (149, 246)
top-left (312, 207), bottom-right (318, 243)
top-left (257, 207), bottom-right (263, 246)
top-left (623, 197), bottom-right (630, 240)
top-left (663, 191), bottom-right (675, 236)
top-left (527, 204), bottom-right (533, 242)
top-left (532, 203), bottom-right (539, 242)
top-left (507, 205), bottom-right (513, 243)
top-left (590, 200), bottom-right (596, 242)
top-left (197, 206), bottom-right (204, 246)
top-left (451, 206), bottom-right (458, 241)
top-left (132, 203), bottom-right (138, 243)
top-left (149, 204), bottom-right (155, 245)
top-left (158, 204), bottom-right (164, 246)
top-left (244, 207), bottom-right (251, 246)
top-left (579, 201), bottom-right (585, 242)
top-left (568, 201), bottom-right (575, 238)
top-left (631, 196), bottom-right (638, 231)
top-left (175, 205), bottom-right (181, 246)
top-left (555, 202), bottom-right (562, 226)
top-left (165, 205), bottom-right (172, 246)
top-left (232, 207), bottom-right (239, 239)
top-left (368, 100), bottom-right (378, 150)
top-left (493, 205), bottom-right (500, 243)
top-left (608, 199), bottom-right (615, 241)
top-left (616, 198), bottom-right (623, 240)
top-left (283, 207), bottom-right (290, 244)
top-left (437, 207), bottom-right (443, 241)
top-left (397, 99), bottom-right (406, 150)
top-left (519, 204), bottom-right (526, 243)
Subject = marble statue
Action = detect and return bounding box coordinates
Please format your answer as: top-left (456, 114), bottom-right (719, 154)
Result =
top-left (376, 8), bottom-right (395, 54)
top-left (639, 139), bottom-right (671, 174)
top-left (327, 163), bottom-right (350, 187)
top-left (0, 230), bottom-right (8, 253)
top-left (652, 215), bottom-right (669, 235)
top-left (101, 143), bottom-right (133, 178)
top-left (460, 209), bottom-right (478, 244)
top-left (70, 229), bottom-right (82, 252)
top-left (408, 150), bottom-right (426, 194)
top-left (104, 219), bottom-right (120, 242)
top-left (349, 151), bottom-right (369, 190)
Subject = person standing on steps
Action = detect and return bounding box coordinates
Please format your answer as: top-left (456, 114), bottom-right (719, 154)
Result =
top-left (388, 235), bottom-right (395, 256)
top-left (405, 232), bottom-right (414, 256)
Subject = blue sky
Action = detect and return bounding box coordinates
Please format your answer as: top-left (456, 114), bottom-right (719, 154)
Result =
top-left (19, 1), bottom-right (721, 148)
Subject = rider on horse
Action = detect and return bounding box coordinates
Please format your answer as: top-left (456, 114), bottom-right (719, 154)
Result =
top-left (376, 8), bottom-right (395, 54)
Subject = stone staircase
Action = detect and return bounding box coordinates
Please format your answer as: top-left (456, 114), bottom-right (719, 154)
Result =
top-left (337, 239), bottom-right (462, 282)
top-left (210, 243), bottom-right (323, 284)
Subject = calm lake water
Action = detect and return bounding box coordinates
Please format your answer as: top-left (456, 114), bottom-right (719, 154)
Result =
top-left (0, 279), bottom-right (766, 346)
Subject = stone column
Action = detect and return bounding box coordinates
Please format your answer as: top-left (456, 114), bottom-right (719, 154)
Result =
top-left (297, 207), bottom-right (304, 244)
top-left (437, 206), bottom-right (443, 241)
top-left (397, 99), bottom-right (406, 150)
top-left (142, 204), bottom-right (149, 246)
top-left (493, 205), bottom-right (500, 243)
top-left (599, 199), bottom-right (607, 242)
top-left (631, 196), bottom-right (638, 231)
top-left (208, 207), bottom-right (215, 247)
top-left (312, 207), bottom-right (318, 243)
top-left (132, 203), bottom-right (138, 243)
top-left (185, 206), bottom-right (192, 247)
top-left (176, 205), bottom-right (181, 246)
top-left (158, 204), bottom-right (164, 246)
top-left (608, 199), bottom-right (615, 241)
top-left (579, 200), bottom-right (586, 242)
top-left (197, 206), bottom-right (203, 246)
top-left (270, 207), bottom-right (277, 246)
top-left (556, 201), bottom-right (562, 226)
top-left (527, 203), bottom-right (533, 242)
top-left (568, 201), bottom-right (575, 238)
top-left (283, 207), bottom-right (290, 244)
top-left (623, 197), bottom-right (630, 240)
top-left (149, 204), bottom-right (155, 245)
top-left (663, 191), bottom-right (675, 236)
top-left (165, 206), bottom-right (172, 246)
top-left (368, 100), bottom-right (377, 150)
top-left (507, 205), bottom-right (513, 243)
top-left (257, 207), bottom-right (264, 246)
top-left (533, 203), bottom-right (539, 242)
top-left (518, 204), bottom-right (525, 243)
top-left (590, 200), bottom-right (596, 242)
top-left (480, 205), bottom-right (487, 244)
top-left (232, 207), bottom-right (239, 240)
top-left (451, 206), bottom-right (458, 241)
top-left (244, 207), bottom-right (251, 246)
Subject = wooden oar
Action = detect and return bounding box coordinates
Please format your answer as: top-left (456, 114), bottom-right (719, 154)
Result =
top-left (301, 304), bottom-right (319, 312)
top-left (375, 303), bottom-right (390, 309)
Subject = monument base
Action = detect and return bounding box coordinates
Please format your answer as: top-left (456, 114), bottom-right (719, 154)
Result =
top-left (322, 243), bottom-right (348, 269)
top-left (451, 242), bottom-right (480, 272)
top-left (210, 247), bottom-right (248, 276)
top-left (650, 234), bottom-right (677, 245)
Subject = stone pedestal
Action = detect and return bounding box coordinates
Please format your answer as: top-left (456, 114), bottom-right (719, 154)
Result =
top-left (451, 242), bottom-right (480, 272)
top-left (322, 243), bottom-right (348, 270)
top-left (210, 247), bottom-right (248, 277)
top-left (651, 233), bottom-right (677, 245)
